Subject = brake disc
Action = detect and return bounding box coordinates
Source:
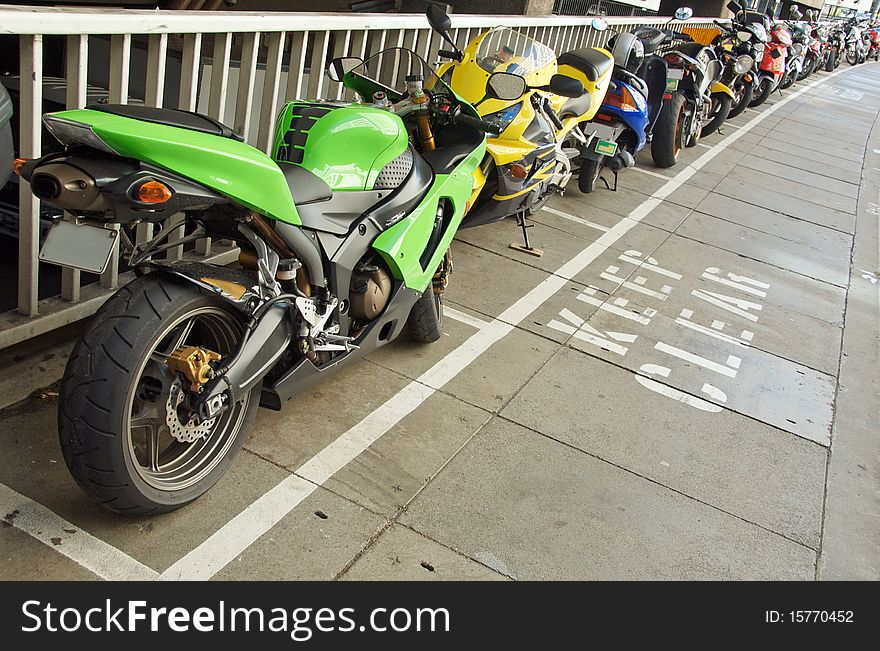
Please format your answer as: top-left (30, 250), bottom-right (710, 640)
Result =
top-left (165, 379), bottom-right (216, 443)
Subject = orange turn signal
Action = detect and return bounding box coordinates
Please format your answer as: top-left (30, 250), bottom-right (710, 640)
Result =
top-left (137, 180), bottom-right (173, 204)
top-left (509, 163), bottom-right (528, 180)
top-left (12, 158), bottom-right (30, 176)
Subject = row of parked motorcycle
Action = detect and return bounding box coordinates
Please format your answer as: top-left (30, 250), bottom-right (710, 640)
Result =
top-left (433, 1), bottom-right (879, 210)
top-left (13, 4), bottom-right (874, 514)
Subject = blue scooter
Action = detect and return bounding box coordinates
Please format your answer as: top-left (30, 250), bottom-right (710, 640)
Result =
top-left (579, 26), bottom-right (675, 191)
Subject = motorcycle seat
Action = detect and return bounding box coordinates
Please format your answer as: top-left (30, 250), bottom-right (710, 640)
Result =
top-left (557, 47), bottom-right (614, 82)
top-left (87, 104), bottom-right (245, 142)
top-left (279, 163), bottom-right (333, 205)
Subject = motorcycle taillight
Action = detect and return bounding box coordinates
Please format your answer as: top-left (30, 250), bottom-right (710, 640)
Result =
top-left (665, 53), bottom-right (683, 65)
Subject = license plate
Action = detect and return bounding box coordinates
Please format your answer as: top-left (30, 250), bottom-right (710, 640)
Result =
top-left (594, 139), bottom-right (618, 156)
top-left (666, 78), bottom-right (680, 91)
top-left (39, 220), bottom-right (119, 274)
top-left (668, 68), bottom-right (684, 79)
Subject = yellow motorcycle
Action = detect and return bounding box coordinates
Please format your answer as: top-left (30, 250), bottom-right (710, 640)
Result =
top-left (427, 7), bottom-right (615, 241)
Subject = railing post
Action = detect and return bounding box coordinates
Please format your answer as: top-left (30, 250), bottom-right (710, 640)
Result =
top-left (61, 34), bottom-right (88, 304)
top-left (17, 34), bottom-right (42, 317)
top-left (258, 31), bottom-right (286, 154)
top-left (234, 31), bottom-right (260, 142)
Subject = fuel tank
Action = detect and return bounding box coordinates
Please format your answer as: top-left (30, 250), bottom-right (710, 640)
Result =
top-left (272, 101), bottom-right (409, 192)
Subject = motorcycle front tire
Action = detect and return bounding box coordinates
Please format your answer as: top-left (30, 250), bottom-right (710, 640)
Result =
top-left (749, 76), bottom-right (774, 107)
top-left (825, 47), bottom-right (837, 72)
top-left (700, 93), bottom-right (732, 138)
top-left (727, 82), bottom-right (753, 119)
top-left (407, 282), bottom-right (443, 343)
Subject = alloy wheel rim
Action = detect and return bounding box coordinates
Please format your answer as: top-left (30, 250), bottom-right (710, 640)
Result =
top-left (124, 306), bottom-right (249, 492)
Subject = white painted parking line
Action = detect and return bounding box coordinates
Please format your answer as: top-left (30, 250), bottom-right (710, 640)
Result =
top-left (443, 305), bottom-right (490, 329)
top-left (0, 482), bottom-right (158, 580)
top-left (156, 67), bottom-right (849, 581)
top-left (541, 206), bottom-right (610, 232)
top-left (632, 167), bottom-right (673, 181)
top-left (697, 143), bottom-right (713, 149)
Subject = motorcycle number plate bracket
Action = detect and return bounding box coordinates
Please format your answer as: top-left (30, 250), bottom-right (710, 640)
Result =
top-left (39, 219), bottom-right (119, 274)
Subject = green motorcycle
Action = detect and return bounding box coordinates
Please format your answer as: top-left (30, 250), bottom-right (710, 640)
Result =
top-left (18, 36), bottom-right (517, 514)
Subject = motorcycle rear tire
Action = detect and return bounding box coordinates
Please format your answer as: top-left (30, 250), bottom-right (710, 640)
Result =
top-left (58, 275), bottom-right (260, 515)
top-left (651, 92), bottom-right (686, 169)
top-left (727, 82), bottom-right (752, 119)
top-left (578, 158), bottom-right (603, 193)
top-left (700, 93), bottom-right (732, 138)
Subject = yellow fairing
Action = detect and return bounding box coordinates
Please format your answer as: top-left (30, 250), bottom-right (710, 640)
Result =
top-left (439, 30), bottom-right (613, 167)
top-left (711, 81), bottom-right (735, 98)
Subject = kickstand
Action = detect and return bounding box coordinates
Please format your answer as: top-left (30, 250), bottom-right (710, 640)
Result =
top-left (509, 211), bottom-right (544, 257)
top-left (600, 169), bottom-right (618, 192)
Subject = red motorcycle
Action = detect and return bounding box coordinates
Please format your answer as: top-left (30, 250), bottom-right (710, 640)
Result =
top-left (750, 22), bottom-right (789, 107)
top-left (801, 25), bottom-right (823, 78)
top-left (867, 28), bottom-right (880, 62)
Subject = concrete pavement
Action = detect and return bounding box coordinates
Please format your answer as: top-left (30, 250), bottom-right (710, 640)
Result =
top-left (1, 63), bottom-right (878, 581)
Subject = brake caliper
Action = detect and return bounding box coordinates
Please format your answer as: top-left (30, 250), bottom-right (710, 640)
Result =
top-left (166, 345), bottom-right (222, 393)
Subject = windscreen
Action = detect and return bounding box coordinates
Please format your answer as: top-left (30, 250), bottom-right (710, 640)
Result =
top-left (474, 28), bottom-right (556, 77)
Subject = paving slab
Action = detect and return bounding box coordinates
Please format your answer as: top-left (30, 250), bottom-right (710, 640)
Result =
top-left (760, 132), bottom-right (864, 163)
top-left (573, 231), bottom-right (847, 329)
top-left (639, 200), bottom-right (693, 233)
top-left (739, 154), bottom-right (860, 199)
top-left (213, 485), bottom-right (387, 581)
top-left (342, 524), bottom-right (509, 581)
top-left (501, 346), bottom-right (827, 548)
top-left (0, 523), bottom-right (99, 580)
top-left (531, 207), bottom-right (672, 257)
top-left (0, 393), bottom-right (291, 573)
top-left (321, 391), bottom-right (489, 517)
top-left (712, 177), bottom-right (856, 233)
top-left (245, 360), bottom-right (411, 472)
top-left (441, 241), bottom-right (549, 319)
top-left (676, 211), bottom-right (851, 287)
top-left (693, 193), bottom-right (854, 255)
top-left (401, 418), bottom-right (816, 580)
top-left (728, 166), bottom-right (858, 213)
top-left (749, 145), bottom-right (862, 183)
top-left (561, 294), bottom-right (837, 445)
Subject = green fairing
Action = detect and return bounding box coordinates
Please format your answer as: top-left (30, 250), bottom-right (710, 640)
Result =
top-left (372, 140), bottom-right (486, 292)
top-left (48, 109), bottom-right (301, 224)
top-left (271, 102), bottom-right (408, 191)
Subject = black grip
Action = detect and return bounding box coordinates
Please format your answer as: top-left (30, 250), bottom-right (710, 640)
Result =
top-left (455, 112), bottom-right (500, 136)
top-left (438, 49), bottom-right (460, 60)
top-left (543, 102), bottom-right (564, 131)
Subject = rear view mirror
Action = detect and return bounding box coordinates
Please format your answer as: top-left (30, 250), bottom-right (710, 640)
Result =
top-left (674, 7), bottom-right (694, 21)
top-left (727, 1), bottom-right (742, 13)
top-left (486, 72), bottom-right (527, 101)
top-left (426, 4), bottom-right (452, 35)
top-left (549, 74), bottom-right (584, 98)
top-left (327, 57), bottom-right (362, 82)
top-left (591, 18), bottom-right (608, 31)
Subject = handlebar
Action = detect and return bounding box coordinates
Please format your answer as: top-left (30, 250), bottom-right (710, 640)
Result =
top-left (453, 110), bottom-right (501, 136)
top-left (438, 49), bottom-right (461, 61)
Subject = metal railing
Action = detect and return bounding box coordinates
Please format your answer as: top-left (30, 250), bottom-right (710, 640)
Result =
top-left (0, 4), bottom-right (722, 349)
